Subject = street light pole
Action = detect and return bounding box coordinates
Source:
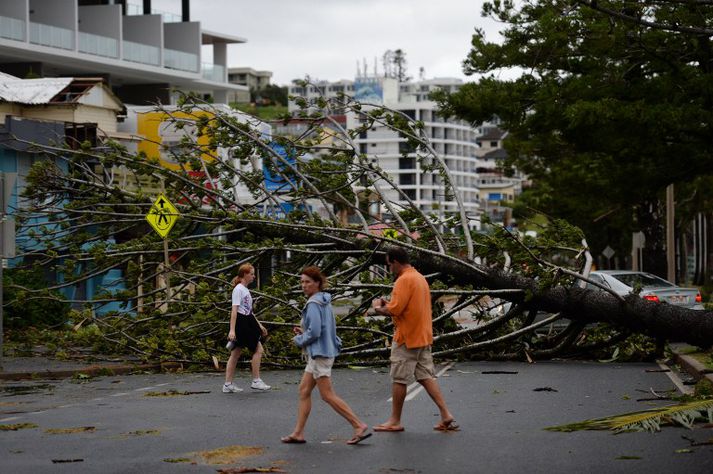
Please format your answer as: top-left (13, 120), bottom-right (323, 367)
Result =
top-left (666, 184), bottom-right (675, 283)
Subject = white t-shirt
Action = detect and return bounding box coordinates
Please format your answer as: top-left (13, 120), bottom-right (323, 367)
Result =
top-left (231, 283), bottom-right (252, 315)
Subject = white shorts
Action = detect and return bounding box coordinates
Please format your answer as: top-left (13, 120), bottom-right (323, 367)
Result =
top-left (305, 356), bottom-right (334, 379)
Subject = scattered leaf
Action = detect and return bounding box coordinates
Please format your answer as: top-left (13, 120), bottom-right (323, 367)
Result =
top-left (533, 387), bottom-right (558, 392)
top-left (0, 423), bottom-right (38, 431)
top-left (51, 459), bottom-right (83, 463)
top-left (126, 429), bottom-right (160, 436)
top-left (615, 456), bottom-right (641, 460)
top-left (218, 468), bottom-right (286, 473)
top-left (163, 458), bottom-right (191, 463)
top-left (347, 365), bottom-right (369, 370)
top-left (145, 389), bottom-right (210, 397)
top-left (675, 449), bottom-right (693, 454)
top-left (45, 426), bottom-right (95, 434)
top-left (212, 355), bottom-right (220, 371)
top-left (194, 445), bottom-right (264, 465)
top-left (622, 395), bottom-right (631, 400)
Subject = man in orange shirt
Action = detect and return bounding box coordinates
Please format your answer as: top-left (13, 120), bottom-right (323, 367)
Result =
top-left (372, 247), bottom-right (458, 432)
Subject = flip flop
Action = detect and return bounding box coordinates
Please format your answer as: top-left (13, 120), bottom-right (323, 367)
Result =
top-left (434, 419), bottom-right (460, 432)
top-left (373, 424), bottom-right (405, 432)
top-left (346, 431), bottom-right (372, 445)
top-left (281, 435), bottom-right (307, 444)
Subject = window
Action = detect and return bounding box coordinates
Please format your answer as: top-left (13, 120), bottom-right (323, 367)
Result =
top-left (490, 141), bottom-right (498, 147)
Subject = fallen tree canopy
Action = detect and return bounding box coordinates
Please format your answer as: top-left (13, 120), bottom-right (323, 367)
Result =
top-left (7, 93), bottom-right (713, 366)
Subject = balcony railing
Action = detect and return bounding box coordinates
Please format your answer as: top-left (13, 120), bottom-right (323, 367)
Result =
top-left (122, 39), bottom-right (160, 66)
top-left (164, 48), bottom-right (198, 72)
top-left (79, 31), bottom-right (118, 58)
top-left (126, 3), bottom-right (182, 22)
top-left (201, 63), bottom-right (225, 83)
top-left (0, 15), bottom-right (24, 41)
top-left (30, 22), bottom-right (73, 50)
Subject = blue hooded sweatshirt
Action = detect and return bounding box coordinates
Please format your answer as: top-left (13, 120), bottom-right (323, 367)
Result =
top-left (292, 292), bottom-right (342, 358)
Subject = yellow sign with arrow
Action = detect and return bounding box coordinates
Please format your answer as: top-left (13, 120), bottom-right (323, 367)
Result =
top-left (146, 194), bottom-right (179, 238)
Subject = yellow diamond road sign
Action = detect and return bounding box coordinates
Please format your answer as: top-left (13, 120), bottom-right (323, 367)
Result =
top-left (146, 193), bottom-right (179, 238)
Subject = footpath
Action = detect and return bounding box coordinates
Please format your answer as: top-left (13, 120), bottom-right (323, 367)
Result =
top-left (0, 349), bottom-right (181, 381)
top-left (0, 345), bottom-right (711, 386)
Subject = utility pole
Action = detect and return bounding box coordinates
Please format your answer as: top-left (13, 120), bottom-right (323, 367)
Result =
top-left (0, 172), bottom-right (18, 372)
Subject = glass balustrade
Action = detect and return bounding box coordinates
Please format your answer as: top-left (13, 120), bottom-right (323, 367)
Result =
top-left (30, 22), bottom-right (74, 50)
top-left (79, 31), bottom-right (118, 58)
top-left (123, 40), bottom-right (160, 65)
top-left (0, 15), bottom-right (25, 41)
top-left (201, 63), bottom-right (225, 83)
top-left (164, 48), bottom-right (198, 72)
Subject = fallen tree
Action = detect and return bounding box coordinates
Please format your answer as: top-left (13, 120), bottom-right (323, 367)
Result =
top-left (7, 92), bottom-right (712, 366)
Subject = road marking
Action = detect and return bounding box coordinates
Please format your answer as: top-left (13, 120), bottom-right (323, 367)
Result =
top-left (388, 362), bottom-right (455, 402)
top-left (110, 392), bottom-right (129, 397)
top-left (657, 361), bottom-right (694, 395)
top-left (0, 416), bottom-right (21, 422)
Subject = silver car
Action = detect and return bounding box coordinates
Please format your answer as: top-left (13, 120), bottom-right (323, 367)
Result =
top-left (587, 271), bottom-right (704, 310)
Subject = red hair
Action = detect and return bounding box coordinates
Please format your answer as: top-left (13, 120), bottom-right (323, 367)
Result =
top-left (301, 266), bottom-right (326, 290)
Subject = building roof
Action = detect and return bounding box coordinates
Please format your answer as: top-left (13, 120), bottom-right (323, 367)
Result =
top-left (478, 126), bottom-right (506, 141)
top-left (0, 77), bottom-right (123, 109)
top-left (0, 78), bottom-right (74, 104)
top-left (201, 29), bottom-right (247, 45)
top-left (482, 148), bottom-right (508, 161)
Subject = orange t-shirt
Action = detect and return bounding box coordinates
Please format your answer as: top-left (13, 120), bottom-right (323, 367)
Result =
top-left (386, 266), bottom-right (433, 348)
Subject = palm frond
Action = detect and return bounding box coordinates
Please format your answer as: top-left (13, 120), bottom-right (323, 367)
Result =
top-left (545, 399), bottom-right (713, 433)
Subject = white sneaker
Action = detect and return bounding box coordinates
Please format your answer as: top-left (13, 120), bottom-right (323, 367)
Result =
top-left (251, 379), bottom-right (271, 391)
top-left (222, 383), bottom-right (243, 393)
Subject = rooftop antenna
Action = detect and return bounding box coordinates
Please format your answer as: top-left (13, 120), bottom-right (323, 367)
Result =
top-left (356, 60), bottom-right (361, 78)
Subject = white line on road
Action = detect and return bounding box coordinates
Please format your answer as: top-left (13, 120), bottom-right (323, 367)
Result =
top-left (110, 392), bottom-right (129, 397)
top-left (0, 416), bottom-right (21, 422)
top-left (388, 362), bottom-right (455, 403)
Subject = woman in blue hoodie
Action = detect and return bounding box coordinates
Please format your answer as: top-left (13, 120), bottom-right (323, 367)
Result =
top-left (281, 266), bottom-right (371, 445)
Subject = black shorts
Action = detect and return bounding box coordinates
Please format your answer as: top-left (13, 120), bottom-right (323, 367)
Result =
top-left (234, 313), bottom-right (263, 352)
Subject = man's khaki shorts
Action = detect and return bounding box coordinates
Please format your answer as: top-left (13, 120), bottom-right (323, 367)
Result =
top-left (389, 343), bottom-right (435, 384)
top-left (305, 356), bottom-right (334, 379)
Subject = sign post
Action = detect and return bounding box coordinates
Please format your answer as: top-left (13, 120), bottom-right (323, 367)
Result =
top-left (145, 193), bottom-right (179, 312)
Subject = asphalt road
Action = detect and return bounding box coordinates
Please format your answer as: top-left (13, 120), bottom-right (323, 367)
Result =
top-left (1, 360), bottom-right (712, 473)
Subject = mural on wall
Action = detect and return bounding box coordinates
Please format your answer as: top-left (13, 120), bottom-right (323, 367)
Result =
top-left (353, 78), bottom-right (383, 104)
top-left (136, 110), bottom-right (217, 171)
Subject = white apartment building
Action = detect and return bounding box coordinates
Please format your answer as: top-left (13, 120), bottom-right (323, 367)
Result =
top-left (0, 0), bottom-right (247, 105)
top-left (227, 67), bottom-right (272, 103)
top-left (289, 76), bottom-right (483, 228)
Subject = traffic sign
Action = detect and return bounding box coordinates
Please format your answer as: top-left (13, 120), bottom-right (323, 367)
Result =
top-left (146, 194), bottom-right (179, 238)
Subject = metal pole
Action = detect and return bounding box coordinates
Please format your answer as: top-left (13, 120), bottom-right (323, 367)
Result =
top-left (666, 184), bottom-right (675, 282)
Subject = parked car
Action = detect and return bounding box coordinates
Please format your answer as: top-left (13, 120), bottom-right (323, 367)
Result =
top-left (587, 271), bottom-right (704, 310)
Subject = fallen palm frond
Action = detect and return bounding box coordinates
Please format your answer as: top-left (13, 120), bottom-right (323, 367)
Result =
top-left (545, 399), bottom-right (713, 433)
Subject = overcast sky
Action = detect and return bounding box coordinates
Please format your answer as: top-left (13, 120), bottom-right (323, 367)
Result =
top-left (150, 0), bottom-right (504, 86)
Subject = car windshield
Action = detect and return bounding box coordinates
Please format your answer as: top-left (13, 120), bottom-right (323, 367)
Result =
top-left (611, 273), bottom-right (674, 288)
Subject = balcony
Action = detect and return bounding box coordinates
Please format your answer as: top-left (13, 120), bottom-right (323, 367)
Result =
top-left (123, 39), bottom-right (160, 66)
top-left (30, 22), bottom-right (74, 50)
top-left (79, 31), bottom-right (118, 58)
top-left (201, 63), bottom-right (225, 83)
top-left (0, 15), bottom-right (24, 41)
top-left (164, 48), bottom-right (198, 72)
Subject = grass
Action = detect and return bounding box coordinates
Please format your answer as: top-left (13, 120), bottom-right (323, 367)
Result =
top-left (232, 104), bottom-right (288, 121)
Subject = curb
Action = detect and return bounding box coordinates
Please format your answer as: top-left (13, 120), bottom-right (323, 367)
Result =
top-left (0, 361), bottom-right (182, 381)
top-left (672, 352), bottom-right (713, 386)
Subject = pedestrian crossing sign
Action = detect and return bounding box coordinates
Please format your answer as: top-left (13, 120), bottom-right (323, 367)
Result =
top-left (146, 193), bottom-right (179, 238)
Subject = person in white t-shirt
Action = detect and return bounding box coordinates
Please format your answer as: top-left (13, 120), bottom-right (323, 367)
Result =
top-left (223, 263), bottom-right (271, 392)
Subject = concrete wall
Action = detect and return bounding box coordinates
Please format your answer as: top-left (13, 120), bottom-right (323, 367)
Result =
top-left (78, 4), bottom-right (121, 39)
top-left (122, 13), bottom-right (161, 46)
top-left (163, 21), bottom-right (200, 55)
top-left (29, 0), bottom-right (76, 30)
top-left (0, 0), bottom-right (28, 21)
